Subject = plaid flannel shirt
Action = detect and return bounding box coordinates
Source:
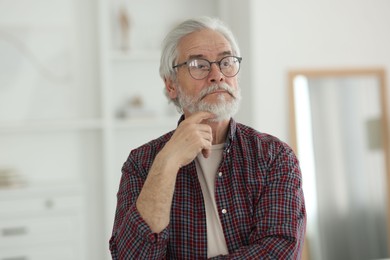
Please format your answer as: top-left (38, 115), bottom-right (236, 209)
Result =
top-left (110, 117), bottom-right (306, 259)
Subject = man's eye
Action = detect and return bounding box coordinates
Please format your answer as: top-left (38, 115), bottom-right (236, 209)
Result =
top-left (221, 61), bottom-right (231, 67)
top-left (196, 64), bottom-right (208, 70)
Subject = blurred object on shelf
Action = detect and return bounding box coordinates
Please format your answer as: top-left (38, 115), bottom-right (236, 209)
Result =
top-left (116, 95), bottom-right (155, 118)
top-left (118, 5), bottom-right (131, 51)
top-left (0, 167), bottom-right (27, 188)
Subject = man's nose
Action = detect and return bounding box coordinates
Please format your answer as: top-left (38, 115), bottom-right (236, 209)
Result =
top-left (208, 63), bottom-right (224, 83)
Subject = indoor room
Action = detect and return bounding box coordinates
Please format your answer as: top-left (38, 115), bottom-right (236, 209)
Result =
top-left (1, 0), bottom-right (389, 259)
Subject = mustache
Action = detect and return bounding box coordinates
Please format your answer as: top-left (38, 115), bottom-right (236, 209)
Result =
top-left (198, 83), bottom-right (236, 101)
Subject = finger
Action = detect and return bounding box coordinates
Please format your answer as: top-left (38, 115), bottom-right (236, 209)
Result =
top-left (202, 148), bottom-right (211, 158)
top-left (199, 129), bottom-right (213, 143)
top-left (185, 111), bottom-right (215, 124)
top-left (201, 131), bottom-right (212, 158)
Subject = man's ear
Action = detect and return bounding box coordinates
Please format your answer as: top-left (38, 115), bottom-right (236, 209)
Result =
top-left (165, 77), bottom-right (178, 99)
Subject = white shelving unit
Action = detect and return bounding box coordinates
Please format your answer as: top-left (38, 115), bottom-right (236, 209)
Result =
top-left (0, 0), bottom-right (99, 259)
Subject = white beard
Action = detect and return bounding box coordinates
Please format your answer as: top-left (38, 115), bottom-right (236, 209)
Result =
top-left (177, 82), bottom-right (241, 122)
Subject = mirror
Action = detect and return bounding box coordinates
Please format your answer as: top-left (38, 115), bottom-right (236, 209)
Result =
top-left (288, 69), bottom-right (390, 260)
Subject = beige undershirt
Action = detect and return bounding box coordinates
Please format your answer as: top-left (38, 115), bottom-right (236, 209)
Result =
top-left (195, 143), bottom-right (229, 258)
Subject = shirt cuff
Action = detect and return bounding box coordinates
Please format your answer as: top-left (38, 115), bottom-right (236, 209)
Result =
top-left (127, 203), bottom-right (170, 244)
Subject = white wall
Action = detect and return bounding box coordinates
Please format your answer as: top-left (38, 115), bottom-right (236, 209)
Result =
top-left (250, 0), bottom-right (390, 144)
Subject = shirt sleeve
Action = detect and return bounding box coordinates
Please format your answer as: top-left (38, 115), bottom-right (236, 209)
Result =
top-left (109, 156), bottom-right (170, 259)
top-left (256, 143), bottom-right (306, 259)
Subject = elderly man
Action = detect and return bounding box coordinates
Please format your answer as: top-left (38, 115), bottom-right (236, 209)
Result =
top-left (109, 16), bottom-right (306, 259)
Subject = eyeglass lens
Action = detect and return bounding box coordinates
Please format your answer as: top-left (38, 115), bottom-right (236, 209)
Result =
top-left (187, 56), bottom-right (240, 79)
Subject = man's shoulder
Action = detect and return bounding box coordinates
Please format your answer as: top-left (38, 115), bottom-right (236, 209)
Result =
top-left (235, 123), bottom-right (292, 151)
top-left (234, 123), bottom-right (297, 169)
top-left (236, 123), bottom-right (277, 142)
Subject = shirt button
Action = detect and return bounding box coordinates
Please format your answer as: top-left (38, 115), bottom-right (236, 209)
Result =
top-left (218, 172), bottom-right (223, 177)
top-left (222, 209), bottom-right (227, 214)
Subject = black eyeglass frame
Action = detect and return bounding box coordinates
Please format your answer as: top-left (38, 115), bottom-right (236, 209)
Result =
top-left (172, 56), bottom-right (243, 80)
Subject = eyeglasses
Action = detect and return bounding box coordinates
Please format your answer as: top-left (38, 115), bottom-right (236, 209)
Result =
top-left (172, 56), bottom-right (242, 80)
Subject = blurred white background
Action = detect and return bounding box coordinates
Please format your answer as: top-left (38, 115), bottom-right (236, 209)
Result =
top-left (0, 0), bottom-right (389, 259)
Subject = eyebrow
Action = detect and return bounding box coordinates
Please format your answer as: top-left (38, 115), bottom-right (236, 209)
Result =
top-left (187, 51), bottom-right (233, 60)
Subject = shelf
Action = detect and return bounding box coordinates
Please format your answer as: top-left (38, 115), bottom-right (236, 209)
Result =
top-left (109, 49), bottom-right (160, 62)
top-left (0, 182), bottom-right (83, 198)
top-left (113, 115), bottom-right (178, 130)
top-left (0, 116), bottom-right (180, 132)
top-left (0, 118), bottom-right (103, 133)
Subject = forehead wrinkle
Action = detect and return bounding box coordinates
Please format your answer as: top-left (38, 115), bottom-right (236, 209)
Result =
top-left (187, 50), bottom-right (232, 60)
top-left (183, 44), bottom-right (231, 56)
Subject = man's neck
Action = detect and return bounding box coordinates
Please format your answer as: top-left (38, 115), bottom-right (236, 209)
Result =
top-left (207, 120), bottom-right (230, 145)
